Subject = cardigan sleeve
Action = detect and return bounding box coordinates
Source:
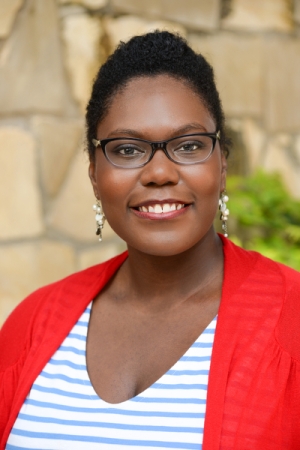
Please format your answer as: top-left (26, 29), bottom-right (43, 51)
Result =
top-left (0, 289), bottom-right (47, 437)
top-left (0, 350), bottom-right (28, 438)
top-left (276, 263), bottom-right (300, 361)
top-left (0, 290), bottom-right (44, 368)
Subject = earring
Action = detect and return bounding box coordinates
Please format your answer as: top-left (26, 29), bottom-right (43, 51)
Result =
top-left (92, 200), bottom-right (106, 241)
top-left (219, 191), bottom-right (229, 237)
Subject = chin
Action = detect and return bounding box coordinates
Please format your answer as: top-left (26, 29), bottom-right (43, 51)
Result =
top-left (139, 246), bottom-right (191, 257)
top-left (127, 233), bottom-right (210, 258)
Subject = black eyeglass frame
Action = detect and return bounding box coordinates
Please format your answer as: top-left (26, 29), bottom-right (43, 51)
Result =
top-left (92, 131), bottom-right (221, 168)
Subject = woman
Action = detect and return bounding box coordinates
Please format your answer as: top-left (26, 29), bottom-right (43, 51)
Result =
top-left (1, 31), bottom-right (300, 450)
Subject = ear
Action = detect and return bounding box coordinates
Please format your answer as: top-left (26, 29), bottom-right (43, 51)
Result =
top-left (88, 161), bottom-right (99, 199)
top-left (220, 152), bottom-right (227, 192)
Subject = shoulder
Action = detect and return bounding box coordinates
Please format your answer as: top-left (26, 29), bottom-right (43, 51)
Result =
top-left (221, 236), bottom-right (284, 297)
top-left (223, 237), bottom-right (300, 359)
top-left (274, 261), bottom-right (300, 360)
top-left (275, 259), bottom-right (300, 284)
top-left (222, 235), bottom-right (300, 282)
top-left (0, 251), bottom-right (128, 370)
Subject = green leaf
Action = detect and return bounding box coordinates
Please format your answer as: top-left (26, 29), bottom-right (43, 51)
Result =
top-left (225, 170), bottom-right (300, 270)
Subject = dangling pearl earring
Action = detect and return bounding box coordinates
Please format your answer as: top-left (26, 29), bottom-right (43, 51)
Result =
top-left (92, 200), bottom-right (106, 241)
top-left (219, 191), bottom-right (229, 237)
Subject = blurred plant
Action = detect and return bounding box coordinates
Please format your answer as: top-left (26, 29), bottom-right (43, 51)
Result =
top-left (225, 170), bottom-right (300, 271)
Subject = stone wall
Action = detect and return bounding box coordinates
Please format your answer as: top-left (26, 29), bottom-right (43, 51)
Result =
top-left (1, 0), bottom-right (300, 324)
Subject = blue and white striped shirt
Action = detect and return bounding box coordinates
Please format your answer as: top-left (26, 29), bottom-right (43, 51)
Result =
top-left (7, 303), bottom-right (217, 449)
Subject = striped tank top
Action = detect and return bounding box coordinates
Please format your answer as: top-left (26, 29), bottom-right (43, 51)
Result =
top-left (7, 303), bottom-right (217, 450)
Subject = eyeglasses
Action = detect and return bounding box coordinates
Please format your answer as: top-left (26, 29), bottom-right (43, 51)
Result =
top-left (92, 131), bottom-right (221, 169)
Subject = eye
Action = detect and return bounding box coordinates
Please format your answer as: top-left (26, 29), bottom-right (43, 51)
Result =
top-left (175, 140), bottom-right (207, 153)
top-left (114, 145), bottom-right (145, 157)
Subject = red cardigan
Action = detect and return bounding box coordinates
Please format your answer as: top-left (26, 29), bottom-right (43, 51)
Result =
top-left (1, 237), bottom-right (300, 449)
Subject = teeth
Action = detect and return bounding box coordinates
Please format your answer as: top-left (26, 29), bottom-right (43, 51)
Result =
top-left (163, 204), bottom-right (171, 213)
top-left (154, 204), bottom-right (163, 213)
top-left (138, 203), bottom-right (185, 213)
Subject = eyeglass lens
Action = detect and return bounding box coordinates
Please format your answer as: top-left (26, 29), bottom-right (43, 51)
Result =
top-left (104, 135), bottom-right (214, 168)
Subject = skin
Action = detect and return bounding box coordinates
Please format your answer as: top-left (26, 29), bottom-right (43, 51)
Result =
top-left (88, 75), bottom-right (227, 404)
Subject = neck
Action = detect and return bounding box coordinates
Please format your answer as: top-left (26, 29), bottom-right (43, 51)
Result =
top-left (117, 229), bottom-right (224, 313)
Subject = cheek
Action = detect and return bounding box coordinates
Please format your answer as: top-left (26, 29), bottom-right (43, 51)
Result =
top-left (185, 164), bottom-right (223, 229)
top-left (96, 165), bottom-right (135, 214)
top-left (185, 160), bottom-right (223, 199)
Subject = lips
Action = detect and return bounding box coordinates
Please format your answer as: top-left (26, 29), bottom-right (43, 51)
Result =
top-left (138, 203), bottom-right (185, 214)
top-left (131, 199), bottom-right (190, 220)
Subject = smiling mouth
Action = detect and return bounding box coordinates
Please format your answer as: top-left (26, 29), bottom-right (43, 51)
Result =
top-left (136, 203), bottom-right (186, 214)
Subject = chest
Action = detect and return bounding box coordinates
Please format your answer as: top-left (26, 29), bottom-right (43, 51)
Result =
top-left (86, 296), bottom-right (219, 403)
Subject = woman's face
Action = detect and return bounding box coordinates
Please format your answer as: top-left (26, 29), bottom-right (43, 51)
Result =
top-left (89, 75), bottom-right (227, 256)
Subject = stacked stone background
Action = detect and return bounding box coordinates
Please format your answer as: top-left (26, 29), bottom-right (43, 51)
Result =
top-left (0, 0), bottom-right (300, 325)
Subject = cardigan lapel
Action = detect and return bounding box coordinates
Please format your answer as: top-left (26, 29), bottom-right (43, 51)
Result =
top-left (203, 237), bottom-right (284, 449)
top-left (5, 251), bottom-right (128, 448)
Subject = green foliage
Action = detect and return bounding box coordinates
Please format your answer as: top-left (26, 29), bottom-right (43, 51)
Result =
top-left (226, 171), bottom-right (300, 271)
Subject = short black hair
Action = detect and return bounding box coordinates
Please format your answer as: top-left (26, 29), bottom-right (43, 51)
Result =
top-left (86, 30), bottom-right (230, 160)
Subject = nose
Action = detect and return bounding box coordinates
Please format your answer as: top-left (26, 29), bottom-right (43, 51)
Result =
top-left (139, 148), bottom-right (180, 186)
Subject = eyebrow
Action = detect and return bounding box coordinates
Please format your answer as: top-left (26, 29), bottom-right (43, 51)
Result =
top-left (105, 123), bottom-right (210, 139)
